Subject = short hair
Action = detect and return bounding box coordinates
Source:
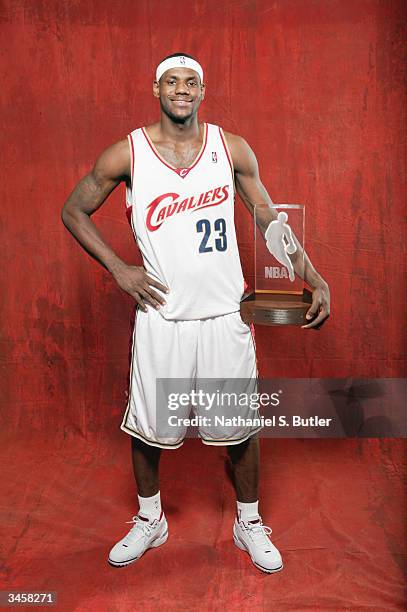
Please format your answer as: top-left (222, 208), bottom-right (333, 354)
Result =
top-left (159, 52), bottom-right (199, 64)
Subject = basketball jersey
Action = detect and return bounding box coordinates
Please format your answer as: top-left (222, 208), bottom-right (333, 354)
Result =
top-left (125, 123), bottom-right (244, 320)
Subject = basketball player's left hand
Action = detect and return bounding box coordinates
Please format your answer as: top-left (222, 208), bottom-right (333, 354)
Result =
top-left (302, 282), bottom-right (330, 330)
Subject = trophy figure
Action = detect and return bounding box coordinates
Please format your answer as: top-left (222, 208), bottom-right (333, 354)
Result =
top-left (240, 204), bottom-right (312, 326)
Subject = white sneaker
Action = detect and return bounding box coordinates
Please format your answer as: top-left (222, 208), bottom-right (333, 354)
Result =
top-left (108, 512), bottom-right (168, 567)
top-left (233, 515), bottom-right (283, 573)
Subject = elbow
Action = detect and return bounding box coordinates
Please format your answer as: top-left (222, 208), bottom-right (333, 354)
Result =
top-left (61, 204), bottom-right (69, 228)
top-left (61, 203), bottom-right (75, 230)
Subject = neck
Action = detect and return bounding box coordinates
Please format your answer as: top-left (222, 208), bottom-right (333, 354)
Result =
top-left (159, 113), bottom-right (201, 141)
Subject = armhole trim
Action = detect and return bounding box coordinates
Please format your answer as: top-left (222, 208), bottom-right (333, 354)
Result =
top-left (127, 133), bottom-right (135, 188)
top-left (219, 127), bottom-right (234, 176)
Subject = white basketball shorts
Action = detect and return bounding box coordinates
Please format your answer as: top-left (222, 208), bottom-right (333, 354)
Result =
top-left (120, 307), bottom-right (262, 449)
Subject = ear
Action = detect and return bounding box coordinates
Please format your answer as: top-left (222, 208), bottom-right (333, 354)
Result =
top-left (153, 80), bottom-right (160, 98)
top-left (200, 82), bottom-right (206, 100)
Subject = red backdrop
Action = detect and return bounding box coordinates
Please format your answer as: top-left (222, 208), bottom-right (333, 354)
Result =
top-left (1, 3), bottom-right (406, 609)
top-left (1, 1), bottom-right (406, 432)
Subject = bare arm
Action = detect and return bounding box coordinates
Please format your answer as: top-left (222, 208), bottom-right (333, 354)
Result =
top-left (62, 139), bottom-right (130, 272)
top-left (225, 132), bottom-right (330, 329)
top-left (61, 138), bottom-right (168, 311)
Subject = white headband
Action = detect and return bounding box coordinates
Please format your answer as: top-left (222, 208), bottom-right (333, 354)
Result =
top-left (156, 56), bottom-right (204, 82)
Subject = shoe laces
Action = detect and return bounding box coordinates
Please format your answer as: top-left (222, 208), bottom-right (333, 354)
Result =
top-left (242, 517), bottom-right (273, 547)
top-left (124, 515), bottom-right (156, 541)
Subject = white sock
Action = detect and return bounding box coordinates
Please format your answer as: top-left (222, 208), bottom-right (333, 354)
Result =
top-left (237, 500), bottom-right (259, 521)
top-left (138, 491), bottom-right (162, 520)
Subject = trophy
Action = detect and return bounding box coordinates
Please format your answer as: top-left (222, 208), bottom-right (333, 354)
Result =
top-left (240, 204), bottom-right (312, 326)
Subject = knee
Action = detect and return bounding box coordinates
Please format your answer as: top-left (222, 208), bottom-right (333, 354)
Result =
top-left (227, 437), bottom-right (251, 462)
top-left (228, 435), bottom-right (259, 460)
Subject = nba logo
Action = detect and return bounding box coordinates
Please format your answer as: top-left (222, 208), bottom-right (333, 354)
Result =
top-left (212, 152), bottom-right (217, 163)
top-left (180, 56), bottom-right (186, 65)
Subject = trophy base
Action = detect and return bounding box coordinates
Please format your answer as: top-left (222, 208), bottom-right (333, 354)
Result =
top-left (240, 289), bottom-right (313, 326)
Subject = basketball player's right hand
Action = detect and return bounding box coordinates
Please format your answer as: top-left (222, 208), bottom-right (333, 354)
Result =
top-left (112, 264), bottom-right (169, 312)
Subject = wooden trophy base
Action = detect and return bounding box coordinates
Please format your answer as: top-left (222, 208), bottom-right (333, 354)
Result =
top-left (240, 289), bottom-right (313, 326)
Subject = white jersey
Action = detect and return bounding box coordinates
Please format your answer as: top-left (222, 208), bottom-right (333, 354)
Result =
top-left (125, 122), bottom-right (244, 320)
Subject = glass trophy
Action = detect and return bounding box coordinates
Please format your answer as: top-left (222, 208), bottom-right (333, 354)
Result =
top-left (240, 204), bottom-right (312, 325)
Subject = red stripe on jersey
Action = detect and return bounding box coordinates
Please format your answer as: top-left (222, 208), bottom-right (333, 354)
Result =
top-left (219, 127), bottom-right (234, 176)
top-left (128, 133), bottom-right (135, 186)
top-left (126, 205), bottom-right (132, 226)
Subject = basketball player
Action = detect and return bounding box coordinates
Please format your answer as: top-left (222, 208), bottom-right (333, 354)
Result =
top-left (265, 211), bottom-right (297, 281)
top-left (62, 53), bottom-right (330, 574)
